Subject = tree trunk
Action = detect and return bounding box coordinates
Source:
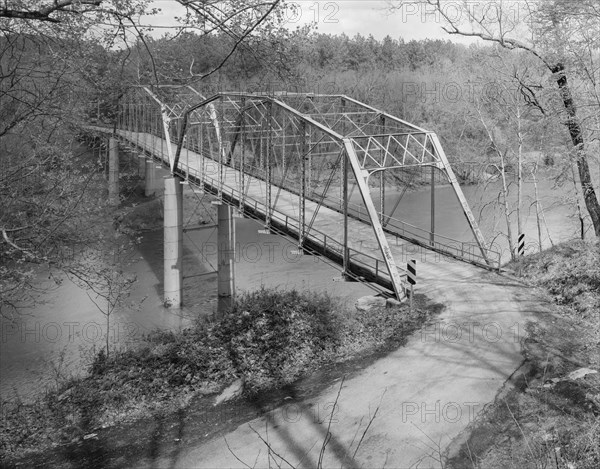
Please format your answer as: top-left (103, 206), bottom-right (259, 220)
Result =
top-left (516, 107), bottom-right (523, 240)
top-left (570, 163), bottom-right (586, 240)
top-left (499, 153), bottom-right (516, 260)
top-left (532, 163), bottom-right (543, 252)
top-left (552, 63), bottom-right (600, 236)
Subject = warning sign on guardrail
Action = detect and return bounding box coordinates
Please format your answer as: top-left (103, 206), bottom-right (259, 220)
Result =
top-left (407, 259), bottom-right (417, 285)
top-left (518, 233), bottom-right (525, 257)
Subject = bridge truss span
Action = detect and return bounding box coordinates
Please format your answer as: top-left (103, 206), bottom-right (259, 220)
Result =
top-left (115, 86), bottom-right (500, 300)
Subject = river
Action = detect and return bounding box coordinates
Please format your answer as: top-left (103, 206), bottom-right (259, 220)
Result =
top-left (0, 158), bottom-right (591, 402)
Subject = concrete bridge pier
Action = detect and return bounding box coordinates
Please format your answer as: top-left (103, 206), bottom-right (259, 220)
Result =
top-left (108, 137), bottom-right (119, 206)
top-left (164, 176), bottom-right (183, 308)
top-left (137, 153), bottom-right (146, 178)
top-left (145, 160), bottom-right (161, 196)
top-left (217, 204), bottom-right (236, 314)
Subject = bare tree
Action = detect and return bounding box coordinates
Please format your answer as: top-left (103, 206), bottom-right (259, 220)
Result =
top-left (0, 1), bottom-right (287, 316)
top-left (67, 242), bottom-right (136, 359)
top-left (389, 0), bottom-right (600, 236)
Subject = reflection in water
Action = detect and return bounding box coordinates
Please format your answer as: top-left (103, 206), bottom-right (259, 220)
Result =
top-left (0, 171), bottom-right (582, 401)
top-left (0, 218), bottom-right (374, 401)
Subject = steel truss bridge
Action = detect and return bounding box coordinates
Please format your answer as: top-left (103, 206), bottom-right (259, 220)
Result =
top-left (103, 85), bottom-right (500, 299)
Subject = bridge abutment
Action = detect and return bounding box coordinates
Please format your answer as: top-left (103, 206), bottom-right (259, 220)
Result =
top-left (164, 176), bottom-right (183, 308)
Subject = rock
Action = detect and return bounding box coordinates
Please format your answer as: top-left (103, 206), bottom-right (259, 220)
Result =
top-left (542, 368), bottom-right (598, 389)
top-left (355, 296), bottom-right (387, 312)
top-left (58, 387), bottom-right (74, 402)
top-left (386, 298), bottom-right (403, 308)
top-left (213, 378), bottom-right (245, 406)
top-left (566, 368), bottom-right (598, 381)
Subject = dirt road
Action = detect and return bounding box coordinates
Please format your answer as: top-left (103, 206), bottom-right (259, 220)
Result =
top-left (137, 258), bottom-right (545, 469)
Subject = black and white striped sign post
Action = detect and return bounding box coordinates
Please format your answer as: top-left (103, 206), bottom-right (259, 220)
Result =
top-left (518, 233), bottom-right (525, 257)
top-left (407, 259), bottom-right (417, 312)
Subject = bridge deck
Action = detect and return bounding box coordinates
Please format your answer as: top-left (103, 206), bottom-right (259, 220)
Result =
top-left (114, 130), bottom-right (447, 294)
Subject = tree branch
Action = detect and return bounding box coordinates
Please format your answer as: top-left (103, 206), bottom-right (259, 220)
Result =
top-left (0, 1), bottom-right (104, 23)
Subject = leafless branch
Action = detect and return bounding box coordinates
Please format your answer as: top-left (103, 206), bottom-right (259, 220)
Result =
top-left (248, 423), bottom-right (296, 469)
top-left (0, 0), bottom-right (103, 23)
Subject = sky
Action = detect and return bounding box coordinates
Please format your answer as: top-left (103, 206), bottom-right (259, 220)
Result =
top-left (280, 0), bottom-right (459, 41)
top-left (144, 0), bottom-right (476, 43)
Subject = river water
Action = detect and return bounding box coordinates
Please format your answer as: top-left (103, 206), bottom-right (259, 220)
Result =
top-left (0, 161), bottom-right (590, 402)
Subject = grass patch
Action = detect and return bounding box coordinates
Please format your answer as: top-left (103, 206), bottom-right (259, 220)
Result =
top-left (511, 240), bottom-right (600, 318)
top-left (447, 240), bottom-right (600, 469)
top-left (0, 287), bottom-right (436, 461)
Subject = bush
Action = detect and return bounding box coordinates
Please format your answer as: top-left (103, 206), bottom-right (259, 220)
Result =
top-left (217, 288), bottom-right (338, 391)
top-left (515, 240), bottom-right (600, 315)
top-left (2, 287), bottom-right (434, 460)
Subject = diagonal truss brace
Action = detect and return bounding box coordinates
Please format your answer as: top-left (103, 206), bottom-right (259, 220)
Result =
top-left (142, 87), bottom-right (175, 171)
top-left (429, 133), bottom-right (491, 265)
top-left (343, 139), bottom-right (407, 301)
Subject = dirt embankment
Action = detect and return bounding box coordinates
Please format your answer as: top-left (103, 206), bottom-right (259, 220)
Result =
top-left (446, 241), bottom-right (600, 469)
top-left (1, 270), bottom-right (441, 465)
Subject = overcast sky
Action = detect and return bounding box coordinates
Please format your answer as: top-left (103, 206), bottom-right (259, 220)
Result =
top-left (145, 1), bottom-right (476, 42)
top-left (282, 0), bottom-right (459, 41)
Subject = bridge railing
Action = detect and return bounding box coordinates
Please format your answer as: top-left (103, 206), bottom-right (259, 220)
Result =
top-left (294, 185), bottom-right (501, 269)
top-left (343, 204), bottom-right (501, 269)
top-left (117, 127), bottom-right (500, 271)
top-left (173, 154), bottom-right (396, 293)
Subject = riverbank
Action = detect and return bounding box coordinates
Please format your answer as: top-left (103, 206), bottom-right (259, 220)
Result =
top-left (0, 289), bottom-right (440, 464)
top-left (446, 240), bottom-right (600, 468)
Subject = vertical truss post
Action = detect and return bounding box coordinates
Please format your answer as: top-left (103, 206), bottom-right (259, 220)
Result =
top-left (200, 110), bottom-right (205, 181)
top-left (308, 126), bottom-right (312, 194)
top-left (160, 107), bottom-right (164, 161)
top-left (259, 111), bottom-right (265, 170)
top-left (343, 147), bottom-right (350, 278)
top-left (149, 105), bottom-right (154, 148)
top-left (266, 102), bottom-right (273, 229)
top-left (132, 101), bottom-right (136, 137)
top-left (239, 98), bottom-right (246, 214)
top-left (343, 139), bottom-right (406, 301)
top-left (218, 97), bottom-right (224, 198)
top-left (135, 98), bottom-right (141, 147)
top-left (117, 101), bottom-right (122, 134)
top-left (131, 101), bottom-right (136, 144)
top-left (282, 112), bottom-right (286, 180)
top-left (380, 116), bottom-right (386, 223)
top-left (430, 164), bottom-right (435, 246)
top-left (340, 98), bottom-right (346, 211)
top-left (299, 121), bottom-right (307, 248)
top-left (142, 101), bottom-right (146, 137)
